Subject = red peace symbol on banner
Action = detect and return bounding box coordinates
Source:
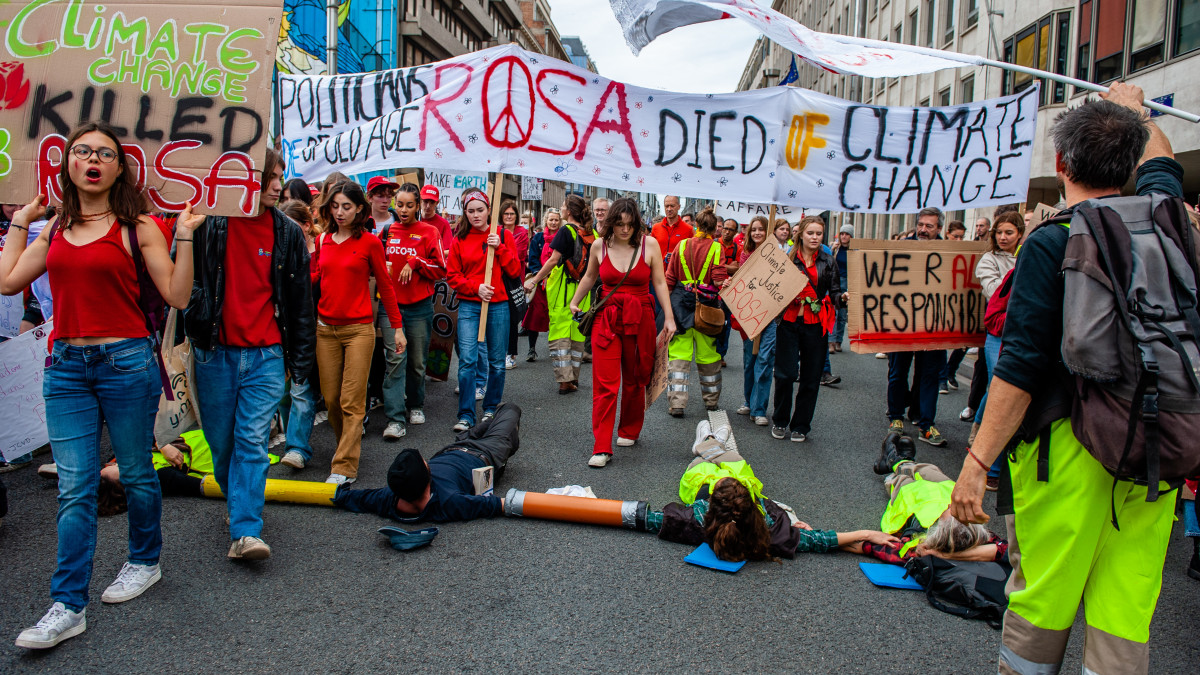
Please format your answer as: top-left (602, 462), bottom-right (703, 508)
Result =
top-left (482, 56), bottom-right (535, 149)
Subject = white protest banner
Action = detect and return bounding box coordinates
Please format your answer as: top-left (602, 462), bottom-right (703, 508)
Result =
top-left (521, 175), bottom-right (543, 201)
top-left (423, 169), bottom-right (487, 215)
top-left (278, 44), bottom-right (1037, 214)
top-left (0, 294), bottom-right (21, 338)
top-left (719, 243), bottom-right (808, 339)
top-left (713, 201), bottom-right (812, 223)
top-left (847, 240), bottom-right (988, 353)
top-left (0, 1), bottom-right (281, 216)
top-left (0, 321), bottom-right (50, 461)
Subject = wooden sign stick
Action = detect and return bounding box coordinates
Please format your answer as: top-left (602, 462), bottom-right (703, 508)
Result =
top-left (477, 176), bottom-right (504, 342)
top-left (752, 205), bottom-right (775, 357)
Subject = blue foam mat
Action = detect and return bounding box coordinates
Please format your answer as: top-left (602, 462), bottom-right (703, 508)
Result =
top-left (684, 543), bottom-right (746, 573)
top-left (859, 562), bottom-right (923, 590)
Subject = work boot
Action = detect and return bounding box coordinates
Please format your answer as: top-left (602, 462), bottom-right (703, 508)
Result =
top-left (667, 360), bottom-right (690, 411)
top-left (896, 434), bottom-right (916, 463)
top-left (874, 431), bottom-right (907, 475)
top-left (697, 361), bottom-right (722, 410)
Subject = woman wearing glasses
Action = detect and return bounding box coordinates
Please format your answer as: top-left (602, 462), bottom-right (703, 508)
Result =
top-left (0, 122), bottom-right (199, 649)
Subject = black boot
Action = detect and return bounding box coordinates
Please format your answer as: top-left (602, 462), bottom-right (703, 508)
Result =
top-left (896, 434), bottom-right (916, 463)
top-left (874, 432), bottom-right (907, 475)
top-left (1189, 539), bottom-right (1200, 581)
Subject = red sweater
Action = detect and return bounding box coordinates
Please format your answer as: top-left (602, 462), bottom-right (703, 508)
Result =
top-left (313, 231), bottom-right (403, 328)
top-left (382, 221), bottom-right (445, 305)
top-left (446, 227), bottom-right (522, 302)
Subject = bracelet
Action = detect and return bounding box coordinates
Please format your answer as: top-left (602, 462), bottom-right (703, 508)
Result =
top-left (8, 224), bottom-right (28, 231)
top-left (175, 238), bottom-right (193, 242)
top-left (966, 446), bottom-right (991, 472)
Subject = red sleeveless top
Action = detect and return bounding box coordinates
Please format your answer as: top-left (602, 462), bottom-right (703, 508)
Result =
top-left (595, 239), bottom-right (656, 386)
top-left (599, 240), bottom-right (651, 296)
top-left (45, 221), bottom-right (148, 341)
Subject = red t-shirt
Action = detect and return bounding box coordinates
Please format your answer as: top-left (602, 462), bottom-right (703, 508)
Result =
top-left (422, 213), bottom-right (453, 256)
top-left (383, 220), bottom-right (444, 305)
top-left (221, 210), bottom-right (281, 347)
top-left (313, 231), bottom-right (403, 327)
top-left (446, 227), bottom-right (522, 303)
top-left (651, 218), bottom-right (694, 262)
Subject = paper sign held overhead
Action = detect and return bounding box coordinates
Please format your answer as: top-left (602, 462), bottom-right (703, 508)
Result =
top-left (0, 0), bottom-right (281, 216)
top-left (423, 169), bottom-right (487, 215)
top-left (719, 243), bottom-right (808, 340)
top-left (847, 239), bottom-right (988, 353)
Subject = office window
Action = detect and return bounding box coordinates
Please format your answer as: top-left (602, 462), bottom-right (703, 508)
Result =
top-left (958, 74), bottom-right (975, 103)
top-left (1178, 0), bottom-right (1200, 56)
top-left (924, 0), bottom-right (936, 47)
top-left (964, 0), bottom-right (979, 30)
top-left (1078, 0), bottom-right (1093, 82)
top-left (1130, 0), bottom-right (1167, 71)
top-left (1094, 0), bottom-right (1127, 82)
top-left (943, 0), bottom-right (956, 43)
top-left (871, 0), bottom-right (879, 18)
top-left (1003, 13), bottom-right (1068, 105)
top-left (939, 86), bottom-right (952, 106)
top-left (908, 10), bottom-right (919, 44)
top-left (1052, 13), bottom-right (1070, 102)
top-left (920, 97), bottom-right (930, 108)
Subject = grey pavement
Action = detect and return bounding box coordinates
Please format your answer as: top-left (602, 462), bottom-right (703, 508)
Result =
top-left (0, 342), bottom-right (1196, 673)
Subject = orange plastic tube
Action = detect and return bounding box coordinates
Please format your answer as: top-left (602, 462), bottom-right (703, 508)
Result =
top-left (503, 489), bottom-right (648, 529)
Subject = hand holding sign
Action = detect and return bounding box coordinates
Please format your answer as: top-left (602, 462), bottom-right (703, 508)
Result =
top-left (718, 243), bottom-right (808, 340)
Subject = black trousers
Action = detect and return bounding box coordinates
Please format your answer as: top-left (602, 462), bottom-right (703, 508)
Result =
top-left (439, 402), bottom-right (522, 477)
top-left (967, 351), bottom-right (989, 410)
top-left (772, 321), bottom-right (826, 434)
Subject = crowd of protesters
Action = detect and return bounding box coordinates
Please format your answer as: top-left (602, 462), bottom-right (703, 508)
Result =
top-left (0, 82), bottom-right (1197, 675)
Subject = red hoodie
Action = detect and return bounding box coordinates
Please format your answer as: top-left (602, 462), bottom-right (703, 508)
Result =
top-left (382, 220), bottom-right (445, 305)
top-left (447, 227), bottom-right (522, 302)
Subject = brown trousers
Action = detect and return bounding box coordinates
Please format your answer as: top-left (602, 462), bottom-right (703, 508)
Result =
top-left (316, 322), bottom-right (375, 477)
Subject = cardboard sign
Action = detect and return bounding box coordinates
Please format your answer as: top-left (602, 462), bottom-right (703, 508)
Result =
top-left (428, 280), bottom-right (459, 381)
top-left (423, 169), bottom-right (487, 215)
top-left (719, 243), bottom-right (808, 339)
top-left (0, 0), bottom-right (281, 216)
top-left (646, 328), bottom-right (670, 407)
top-left (278, 44), bottom-right (1037, 214)
top-left (1031, 202), bottom-right (1059, 227)
top-left (847, 240), bottom-right (988, 353)
top-left (0, 321), bottom-right (50, 461)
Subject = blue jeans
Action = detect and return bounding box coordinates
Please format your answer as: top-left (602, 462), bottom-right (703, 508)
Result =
top-left (456, 300), bottom-right (509, 424)
top-left (194, 344), bottom-right (285, 540)
top-left (833, 275), bottom-right (848, 344)
top-left (741, 322), bottom-right (777, 417)
top-left (44, 337), bottom-right (162, 611)
top-left (381, 298), bottom-right (433, 422)
top-left (973, 334), bottom-right (1004, 476)
top-left (278, 375), bottom-right (316, 462)
top-left (887, 350), bottom-right (946, 430)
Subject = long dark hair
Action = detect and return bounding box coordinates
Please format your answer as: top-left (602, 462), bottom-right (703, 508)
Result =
top-left (284, 178), bottom-right (313, 205)
top-left (453, 187), bottom-right (490, 239)
top-left (744, 215), bottom-right (769, 254)
top-left (563, 194), bottom-right (593, 233)
top-left (317, 181), bottom-right (370, 238)
top-left (704, 478), bottom-right (773, 562)
top-left (59, 122), bottom-right (148, 230)
top-left (601, 197), bottom-right (644, 249)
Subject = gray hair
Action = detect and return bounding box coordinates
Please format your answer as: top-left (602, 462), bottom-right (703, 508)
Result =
top-left (924, 517), bottom-right (992, 555)
top-left (917, 207), bottom-right (944, 228)
top-left (1051, 100), bottom-right (1148, 190)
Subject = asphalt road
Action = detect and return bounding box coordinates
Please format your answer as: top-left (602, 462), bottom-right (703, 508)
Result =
top-left (1, 343), bottom-right (1196, 673)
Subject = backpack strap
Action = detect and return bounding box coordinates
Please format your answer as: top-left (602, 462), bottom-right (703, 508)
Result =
top-left (678, 239), bottom-right (693, 284)
top-left (125, 218), bottom-right (174, 401)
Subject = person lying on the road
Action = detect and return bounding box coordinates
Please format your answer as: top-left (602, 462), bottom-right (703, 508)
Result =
top-left (646, 420), bottom-right (897, 561)
top-left (333, 403), bottom-right (520, 523)
top-left (850, 432), bottom-right (1008, 565)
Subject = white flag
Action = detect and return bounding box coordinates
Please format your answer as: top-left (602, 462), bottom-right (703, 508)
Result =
top-left (610, 0), bottom-right (984, 77)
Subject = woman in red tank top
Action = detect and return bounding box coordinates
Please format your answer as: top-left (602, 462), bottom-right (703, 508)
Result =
top-left (0, 121), bottom-right (199, 649)
top-left (569, 198), bottom-right (676, 468)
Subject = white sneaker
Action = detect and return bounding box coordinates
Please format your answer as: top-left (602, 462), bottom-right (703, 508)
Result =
top-left (227, 536), bottom-right (271, 560)
top-left (711, 424), bottom-right (732, 447)
top-left (268, 433), bottom-right (287, 449)
top-left (875, 352), bottom-right (887, 359)
top-left (280, 451), bottom-right (306, 469)
top-left (735, 404), bottom-right (751, 415)
top-left (588, 453), bottom-right (611, 468)
top-left (753, 416), bottom-right (769, 426)
top-left (967, 347), bottom-right (979, 355)
top-left (313, 411), bottom-right (328, 425)
top-left (455, 385), bottom-right (460, 394)
top-left (616, 437), bottom-right (635, 447)
top-left (37, 463), bottom-right (58, 479)
top-left (505, 355), bottom-right (516, 370)
top-left (452, 418), bottom-right (472, 432)
top-left (475, 387), bottom-right (486, 401)
top-left (960, 406), bottom-right (975, 421)
top-left (325, 473), bottom-right (355, 485)
top-left (101, 562), bottom-right (161, 604)
top-left (693, 420), bottom-right (713, 454)
top-left (15, 603), bottom-right (86, 649)
top-left (408, 409), bottom-right (425, 425)
top-left (383, 422), bottom-right (407, 441)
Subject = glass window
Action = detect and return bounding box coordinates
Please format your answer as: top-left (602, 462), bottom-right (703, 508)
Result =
top-left (939, 87), bottom-right (952, 106)
top-left (1177, 0), bottom-right (1200, 56)
top-left (1130, 0), bottom-right (1167, 71)
top-left (924, 0), bottom-right (936, 47)
top-left (1053, 13), bottom-right (1070, 102)
top-left (871, 0), bottom-right (879, 17)
top-left (964, 0), bottom-right (979, 29)
top-left (1094, 0), bottom-right (1128, 82)
top-left (909, 10), bottom-right (919, 44)
top-left (943, 0), bottom-right (956, 43)
top-left (1078, 0), bottom-right (1093, 83)
top-left (959, 74), bottom-right (975, 103)
top-left (920, 97), bottom-right (930, 108)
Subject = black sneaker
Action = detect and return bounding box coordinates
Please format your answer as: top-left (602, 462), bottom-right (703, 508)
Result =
top-left (770, 426), bottom-right (786, 440)
top-left (790, 432), bottom-right (806, 442)
top-left (938, 381), bottom-right (950, 394)
top-left (820, 373), bottom-right (841, 386)
top-left (874, 431), bottom-right (905, 475)
top-left (946, 378), bottom-right (959, 390)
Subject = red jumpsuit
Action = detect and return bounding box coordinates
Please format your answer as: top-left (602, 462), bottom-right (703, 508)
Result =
top-left (591, 240), bottom-right (656, 455)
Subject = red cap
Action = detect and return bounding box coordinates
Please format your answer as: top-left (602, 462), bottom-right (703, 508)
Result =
top-left (308, 185), bottom-right (319, 197)
top-left (366, 176), bottom-right (399, 194)
top-left (420, 185), bottom-right (440, 202)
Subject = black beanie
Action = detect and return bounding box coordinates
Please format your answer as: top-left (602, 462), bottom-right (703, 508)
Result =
top-left (387, 449), bottom-right (430, 502)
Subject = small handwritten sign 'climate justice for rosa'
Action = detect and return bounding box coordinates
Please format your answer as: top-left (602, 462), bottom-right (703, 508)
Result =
top-left (847, 240), bottom-right (988, 353)
top-left (719, 243), bottom-right (808, 340)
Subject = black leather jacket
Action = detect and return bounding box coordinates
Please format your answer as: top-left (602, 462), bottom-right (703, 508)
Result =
top-left (788, 248), bottom-right (844, 309)
top-left (184, 208), bottom-right (316, 383)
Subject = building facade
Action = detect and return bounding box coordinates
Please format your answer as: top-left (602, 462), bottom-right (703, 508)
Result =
top-left (738, 0), bottom-right (1199, 239)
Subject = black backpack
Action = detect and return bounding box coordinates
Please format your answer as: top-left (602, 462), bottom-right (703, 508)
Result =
top-left (903, 556), bottom-right (1010, 629)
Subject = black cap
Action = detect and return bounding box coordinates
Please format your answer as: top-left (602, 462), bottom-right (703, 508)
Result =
top-left (387, 449), bottom-right (430, 502)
